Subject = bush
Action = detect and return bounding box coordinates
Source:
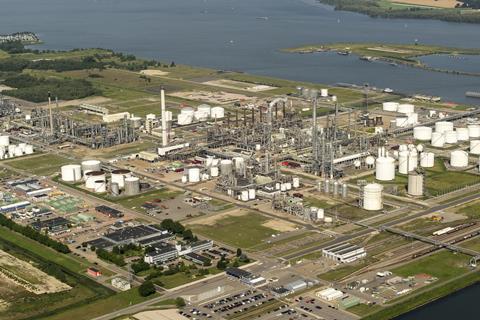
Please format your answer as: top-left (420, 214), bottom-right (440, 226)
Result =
top-left (131, 261), bottom-right (151, 274)
top-left (96, 249), bottom-right (126, 267)
top-left (138, 281), bottom-right (156, 297)
top-left (175, 297), bottom-right (186, 308)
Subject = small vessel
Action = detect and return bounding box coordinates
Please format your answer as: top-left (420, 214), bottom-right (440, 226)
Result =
top-left (337, 51), bottom-right (350, 56)
top-left (256, 16), bottom-right (269, 20)
top-left (466, 91), bottom-right (480, 99)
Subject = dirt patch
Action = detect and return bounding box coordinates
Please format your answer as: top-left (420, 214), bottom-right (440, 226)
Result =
top-left (133, 309), bottom-right (187, 320)
top-left (0, 85), bottom-right (14, 92)
top-left (187, 209), bottom-right (247, 226)
top-left (262, 219), bottom-right (298, 232)
top-left (140, 69), bottom-right (169, 77)
top-left (38, 96), bottom-right (112, 109)
top-left (390, 0), bottom-right (461, 8)
top-left (169, 90), bottom-right (254, 105)
top-left (0, 249), bottom-right (71, 295)
top-left (203, 79), bottom-right (277, 92)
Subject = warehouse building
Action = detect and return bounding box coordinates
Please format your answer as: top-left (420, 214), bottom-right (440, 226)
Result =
top-left (322, 243), bottom-right (366, 263)
top-left (317, 288), bottom-right (344, 301)
top-left (0, 200), bottom-right (30, 213)
top-left (144, 244), bottom-right (178, 264)
top-left (95, 205), bottom-right (124, 218)
top-left (31, 217), bottom-right (70, 233)
top-left (226, 267), bottom-right (266, 287)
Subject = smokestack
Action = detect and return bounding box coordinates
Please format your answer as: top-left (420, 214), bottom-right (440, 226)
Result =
top-left (48, 92), bottom-right (53, 135)
top-left (161, 87), bottom-right (168, 147)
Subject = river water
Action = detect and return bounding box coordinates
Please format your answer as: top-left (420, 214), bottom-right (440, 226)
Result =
top-left (1, 0), bottom-right (479, 317)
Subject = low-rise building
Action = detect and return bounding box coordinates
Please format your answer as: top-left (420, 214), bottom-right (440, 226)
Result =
top-left (322, 243), bottom-right (366, 263)
top-left (317, 288), bottom-right (344, 301)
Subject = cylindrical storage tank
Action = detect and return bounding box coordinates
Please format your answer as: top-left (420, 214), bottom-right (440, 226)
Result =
top-left (181, 175), bottom-right (188, 183)
top-left (431, 132), bottom-right (445, 148)
top-left (397, 104), bottom-right (414, 114)
top-left (408, 150), bottom-right (418, 172)
top-left (450, 150), bottom-right (469, 168)
top-left (363, 183), bottom-right (383, 211)
top-left (111, 169), bottom-right (131, 189)
top-left (408, 172), bottom-right (424, 196)
top-left (375, 157), bottom-right (395, 181)
top-left (165, 110), bottom-right (173, 122)
top-left (188, 167), bottom-right (201, 183)
top-left (354, 160), bottom-right (361, 169)
top-left (292, 177), bottom-right (300, 188)
top-left (61, 164), bottom-right (82, 182)
top-left (285, 182), bottom-right (292, 190)
top-left (365, 156), bottom-right (375, 168)
top-left (420, 152), bottom-right (435, 168)
top-left (395, 117), bottom-right (409, 128)
top-left (129, 116), bottom-right (142, 129)
top-left (210, 167), bottom-right (219, 177)
top-left (382, 102), bottom-right (399, 112)
top-left (0, 135), bottom-right (9, 147)
top-left (320, 88), bottom-right (329, 97)
top-left (177, 113), bottom-right (193, 125)
top-left (124, 177), bottom-right (140, 196)
top-left (0, 147), bottom-right (4, 159)
top-left (456, 128), bottom-right (469, 141)
top-left (398, 150), bottom-right (409, 174)
top-left (24, 145), bottom-right (34, 154)
top-left (197, 104), bottom-right (211, 117)
top-left (241, 190), bottom-right (249, 202)
top-left (94, 180), bottom-right (107, 193)
top-left (81, 160), bottom-right (101, 178)
top-left (85, 171), bottom-right (106, 189)
top-left (413, 127), bottom-right (432, 141)
top-left (7, 145), bottom-right (14, 157)
top-left (110, 182), bottom-right (120, 196)
top-left (470, 140), bottom-right (480, 155)
top-left (194, 110), bottom-right (209, 122)
top-left (416, 144), bottom-right (424, 153)
top-left (435, 121), bottom-right (454, 134)
top-left (332, 181), bottom-right (339, 197)
top-left (14, 146), bottom-right (23, 157)
top-left (248, 189), bottom-right (256, 200)
top-left (445, 130), bottom-right (458, 144)
top-left (324, 217), bottom-right (333, 223)
top-left (211, 107), bottom-right (225, 119)
top-left (18, 143), bottom-right (27, 152)
top-left (324, 179), bottom-right (330, 193)
top-left (342, 183), bottom-right (348, 198)
top-left (468, 124), bottom-right (480, 138)
top-left (220, 159), bottom-right (233, 176)
top-left (233, 157), bottom-right (245, 175)
top-left (407, 113), bottom-right (418, 125)
top-left (399, 144), bottom-right (408, 152)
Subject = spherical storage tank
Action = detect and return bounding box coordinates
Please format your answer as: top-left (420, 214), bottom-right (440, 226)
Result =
top-left (431, 132), bottom-right (445, 148)
top-left (445, 130), bottom-right (458, 144)
top-left (382, 102), bottom-right (399, 112)
top-left (85, 171), bottom-right (106, 189)
top-left (188, 167), bottom-right (201, 183)
top-left (375, 157), bottom-right (395, 181)
top-left (456, 128), bottom-right (469, 141)
top-left (470, 140), bottom-right (480, 155)
top-left (420, 152), bottom-right (435, 168)
top-left (450, 150), bottom-right (469, 168)
top-left (413, 127), bottom-right (432, 141)
top-left (363, 183), bottom-right (383, 211)
top-left (61, 164), bottom-right (82, 182)
top-left (365, 156), bottom-right (375, 168)
top-left (111, 169), bottom-right (131, 189)
top-left (0, 135), bottom-right (9, 147)
top-left (468, 124), bottom-right (480, 138)
top-left (435, 121), bottom-right (454, 134)
top-left (397, 104), bottom-right (414, 114)
top-left (81, 160), bottom-right (101, 178)
top-left (124, 177), bottom-right (140, 196)
top-left (211, 107), bottom-right (225, 119)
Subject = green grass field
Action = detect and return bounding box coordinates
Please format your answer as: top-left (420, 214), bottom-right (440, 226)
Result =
top-left (191, 212), bottom-right (279, 248)
top-left (457, 200), bottom-right (480, 219)
top-left (111, 188), bottom-right (182, 212)
top-left (4, 154), bottom-right (72, 176)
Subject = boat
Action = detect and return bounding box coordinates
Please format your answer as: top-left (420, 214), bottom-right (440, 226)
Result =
top-left (256, 16), bottom-right (269, 20)
top-left (337, 51), bottom-right (350, 56)
top-left (466, 91), bottom-right (480, 99)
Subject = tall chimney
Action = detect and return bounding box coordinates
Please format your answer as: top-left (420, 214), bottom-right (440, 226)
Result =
top-left (161, 87), bottom-right (168, 147)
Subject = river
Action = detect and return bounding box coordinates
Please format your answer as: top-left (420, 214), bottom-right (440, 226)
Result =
top-left (1, 0), bottom-right (479, 317)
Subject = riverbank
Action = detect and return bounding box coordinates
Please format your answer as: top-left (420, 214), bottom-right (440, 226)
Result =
top-left (319, 0), bottom-right (480, 24)
top-left (284, 42), bottom-right (480, 77)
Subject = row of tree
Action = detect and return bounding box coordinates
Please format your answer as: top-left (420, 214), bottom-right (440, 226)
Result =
top-left (159, 219), bottom-right (198, 242)
top-left (96, 248), bottom-right (126, 267)
top-left (0, 214), bottom-right (70, 253)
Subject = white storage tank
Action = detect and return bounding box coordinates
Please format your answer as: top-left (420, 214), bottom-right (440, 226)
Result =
top-left (233, 157), bottom-right (246, 174)
top-left (397, 104), bottom-right (414, 114)
top-left (211, 107), bottom-right (225, 119)
top-left (220, 159), bottom-right (233, 176)
top-left (431, 132), bottom-right (445, 148)
top-left (177, 113), bottom-right (194, 125)
top-left (420, 152), bottom-right (435, 168)
top-left (354, 160), bottom-right (361, 169)
top-left (450, 150), bottom-right (469, 168)
top-left (248, 188), bottom-right (256, 200)
top-left (445, 130), bottom-right (458, 144)
top-left (0, 135), bottom-right (9, 147)
top-left (210, 167), bottom-right (219, 177)
top-left (82, 160), bottom-right (101, 178)
top-left (382, 102), bottom-right (399, 112)
top-left (456, 128), bottom-right (470, 141)
top-left (188, 167), bottom-right (201, 183)
top-left (124, 177), bottom-right (140, 196)
top-left (24, 145), bottom-right (34, 154)
top-left (18, 143), bottom-right (27, 152)
top-left (468, 124), bottom-right (480, 138)
top-left (413, 127), bottom-right (432, 141)
top-left (111, 169), bottom-right (131, 189)
top-left (61, 164), bottom-right (82, 182)
top-left (241, 190), bottom-right (249, 202)
top-left (407, 113), bottom-right (418, 125)
top-left (292, 177), bottom-right (300, 188)
top-left (14, 146), bottom-right (23, 157)
top-left (416, 144), bottom-right (424, 153)
top-left (194, 110), bottom-right (209, 122)
top-left (86, 171), bottom-right (106, 189)
top-left (94, 180), bottom-right (107, 193)
top-left (365, 156), bottom-right (375, 168)
top-left (197, 104), bottom-right (211, 117)
top-left (321, 88), bottom-right (329, 97)
top-left (398, 150), bottom-right (410, 174)
top-left (129, 116), bottom-right (142, 129)
top-left (408, 171), bottom-right (424, 197)
top-left (470, 140), bottom-right (480, 155)
top-left (363, 183), bottom-right (383, 211)
top-left (395, 117), bottom-right (409, 128)
top-left (435, 121), bottom-right (454, 134)
top-left (375, 157), bottom-right (395, 181)
top-left (408, 150), bottom-right (418, 172)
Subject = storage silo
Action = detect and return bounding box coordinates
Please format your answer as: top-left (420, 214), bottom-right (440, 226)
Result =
top-left (382, 102), bottom-right (399, 112)
top-left (445, 130), bottom-right (458, 144)
top-left (397, 104), bottom-right (415, 114)
top-left (85, 171), bottom-right (106, 189)
top-left (129, 116), bottom-right (142, 129)
top-left (110, 182), bottom-right (120, 196)
top-left (94, 180), bottom-right (107, 193)
top-left (413, 127), bottom-right (433, 141)
top-left (450, 150), bottom-right (469, 168)
top-left (354, 160), bottom-right (361, 169)
top-left (468, 124), bottom-right (480, 138)
top-left (363, 183), bottom-right (383, 211)
top-left (375, 157), bottom-right (395, 181)
top-left (61, 164), bottom-right (82, 182)
top-left (324, 179), bottom-right (330, 193)
top-left (188, 167), bottom-right (201, 183)
top-left (220, 159), bottom-right (233, 176)
top-left (456, 128), bottom-right (469, 141)
top-left (111, 169), bottom-right (131, 189)
top-left (408, 171), bottom-right (424, 196)
top-left (321, 88), bottom-right (329, 97)
top-left (420, 152), bottom-right (435, 168)
top-left (211, 107), bottom-right (225, 119)
top-left (0, 135), bottom-right (9, 147)
top-left (398, 150), bottom-right (410, 174)
top-left (248, 189), bottom-right (256, 200)
top-left (435, 121), bottom-right (454, 134)
top-left (470, 140), bottom-right (480, 155)
top-left (124, 177), bottom-right (140, 196)
top-left (82, 160), bottom-right (101, 178)
top-left (431, 132), bottom-right (445, 148)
